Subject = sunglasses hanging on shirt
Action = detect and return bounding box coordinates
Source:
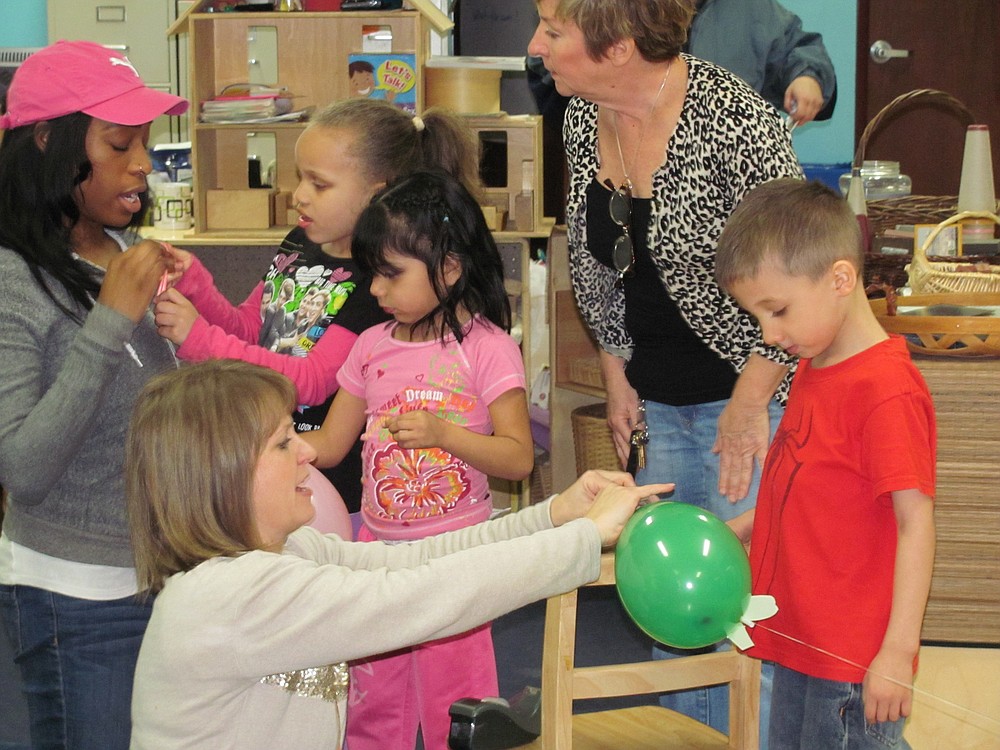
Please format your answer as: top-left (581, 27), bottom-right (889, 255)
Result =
top-left (605, 178), bottom-right (635, 287)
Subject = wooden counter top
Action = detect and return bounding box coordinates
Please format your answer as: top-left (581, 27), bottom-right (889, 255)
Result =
top-left (140, 222), bottom-right (556, 247)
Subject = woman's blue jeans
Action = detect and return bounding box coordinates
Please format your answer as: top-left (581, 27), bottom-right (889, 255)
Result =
top-left (636, 397), bottom-right (783, 747)
top-left (770, 664), bottom-right (910, 749)
top-left (0, 584), bottom-right (152, 750)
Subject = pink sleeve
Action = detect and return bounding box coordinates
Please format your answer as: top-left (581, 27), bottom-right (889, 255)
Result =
top-left (335, 330), bottom-right (369, 399)
top-left (175, 254), bottom-right (266, 342)
top-left (473, 328), bottom-right (527, 404)
top-left (176, 318), bottom-right (359, 406)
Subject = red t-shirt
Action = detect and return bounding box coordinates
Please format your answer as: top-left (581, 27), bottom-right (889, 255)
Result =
top-left (748, 336), bottom-right (936, 681)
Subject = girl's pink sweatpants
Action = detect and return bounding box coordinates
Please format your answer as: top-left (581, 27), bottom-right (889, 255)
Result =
top-left (345, 525), bottom-right (499, 750)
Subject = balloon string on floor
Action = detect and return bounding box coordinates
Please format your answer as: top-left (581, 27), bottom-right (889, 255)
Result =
top-left (756, 623), bottom-right (1000, 740)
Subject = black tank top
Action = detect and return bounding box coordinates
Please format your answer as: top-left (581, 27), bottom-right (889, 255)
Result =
top-left (585, 178), bottom-right (736, 405)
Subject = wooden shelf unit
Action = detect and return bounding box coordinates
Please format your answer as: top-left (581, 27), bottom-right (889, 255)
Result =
top-left (187, 10), bottom-right (429, 233)
top-left (546, 227), bottom-right (607, 493)
top-left (183, 9), bottom-right (553, 510)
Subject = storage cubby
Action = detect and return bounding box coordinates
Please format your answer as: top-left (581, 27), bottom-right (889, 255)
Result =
top-left (187, 9), bottom-right (428, 235)
top-left (175, 5), bottom-right (554, 509)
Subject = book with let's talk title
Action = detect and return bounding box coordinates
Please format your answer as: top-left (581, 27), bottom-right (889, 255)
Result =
top-left (347, 53), bottom-right (418, 113)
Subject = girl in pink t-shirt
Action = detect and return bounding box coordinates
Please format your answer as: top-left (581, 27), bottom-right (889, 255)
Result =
top-left (152, 99), bottom-right (481, 513)
top-left (304, 170), bottom-right (533, 750)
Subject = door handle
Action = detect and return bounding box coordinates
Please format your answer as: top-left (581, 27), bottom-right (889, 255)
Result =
top-left (870, 40), bottom-right (910, 64)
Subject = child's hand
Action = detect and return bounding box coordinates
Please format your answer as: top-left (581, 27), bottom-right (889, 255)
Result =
top-left (154, 287), bottom-right (200, 345)
top-left (385, 410), bottom-right (447, 449)
top-left (862, 647), bottom-right (915, 724)
top-left (159, 242), bottom-right (194, 275)
top-left (147, 242), bottom-right (191, 293)
top-left (725, 508), bottom-right (755, 547)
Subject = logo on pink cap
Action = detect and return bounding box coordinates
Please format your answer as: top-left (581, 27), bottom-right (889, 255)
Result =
top-left (109, 56), bottom-right (142, 78)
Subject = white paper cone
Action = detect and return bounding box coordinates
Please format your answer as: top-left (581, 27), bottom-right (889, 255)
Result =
top-left (958, 125), bottom-right (996, 213)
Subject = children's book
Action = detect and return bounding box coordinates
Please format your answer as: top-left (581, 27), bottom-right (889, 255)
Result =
top-left (347, 53), bottom-right (418, 113)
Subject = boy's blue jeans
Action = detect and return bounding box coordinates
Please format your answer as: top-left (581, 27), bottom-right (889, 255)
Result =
top-left (0, 584), bottom-right (152, 750)
top-left (636, 397), bottom-right (783, 747)
top-left (770, 663), bottom-right (910, 749)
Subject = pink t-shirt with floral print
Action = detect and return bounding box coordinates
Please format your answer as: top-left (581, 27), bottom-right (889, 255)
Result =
top-left (337, 317), bottom-right (526, 541)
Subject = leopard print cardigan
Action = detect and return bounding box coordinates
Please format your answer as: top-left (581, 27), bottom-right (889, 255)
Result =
top-left (564, 55), bottom-right (802, 402)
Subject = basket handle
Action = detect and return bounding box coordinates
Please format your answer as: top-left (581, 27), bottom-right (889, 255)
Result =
top-left (916, 211), bottom-right (1000, 259)
top-left (854, 89), bottom-right (975, 168)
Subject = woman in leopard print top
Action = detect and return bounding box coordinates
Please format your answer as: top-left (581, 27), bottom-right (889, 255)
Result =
top-left (531, 0), bottom-right (802, 518)
top-left (529, 0), bottom-right (803, 741)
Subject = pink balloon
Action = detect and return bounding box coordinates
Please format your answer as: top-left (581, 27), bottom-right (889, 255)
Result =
top-left (304, 464), bottom-right (353, 539)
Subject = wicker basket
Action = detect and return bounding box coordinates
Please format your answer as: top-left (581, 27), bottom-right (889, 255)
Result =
top-left (872, 291), bottom-right (1000, 357)
top-left (867, 195), bottom-right (963, 239)
top-left (854, 89), bottom-right (984, 287)
top-left (853, 88), bottom-right (974, 171)
top-left (568, 356), bottom-right (604, 391)
top-left (570, 402), bottom-right (621, 475)
top-left (907, 211), bottom-right (1000, 293)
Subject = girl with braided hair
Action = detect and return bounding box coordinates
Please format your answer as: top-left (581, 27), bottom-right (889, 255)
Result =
top-left (304, 169), bottom-right (533, 750)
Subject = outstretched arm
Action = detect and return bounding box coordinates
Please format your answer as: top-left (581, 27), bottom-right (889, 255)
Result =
top-left (155, 287), bottom-right (358, 406)
top-left (163, 246), bottom-right (269, 341)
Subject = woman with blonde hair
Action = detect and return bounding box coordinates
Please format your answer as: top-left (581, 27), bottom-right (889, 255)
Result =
top-left (126, 359), bottom-right (671, 749)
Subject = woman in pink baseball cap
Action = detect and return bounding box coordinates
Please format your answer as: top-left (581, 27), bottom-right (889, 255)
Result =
top-left (0, 40), bottom-right (188, 750)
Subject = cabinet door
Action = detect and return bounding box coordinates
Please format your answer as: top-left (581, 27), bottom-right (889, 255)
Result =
top-left (48, 0), bottom-right (172, 87)
top-left (48, 0), bottom-right (180, 143)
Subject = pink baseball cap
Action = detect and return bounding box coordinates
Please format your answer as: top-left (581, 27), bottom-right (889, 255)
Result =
top-left (0, 40), bottom-right (189, 130)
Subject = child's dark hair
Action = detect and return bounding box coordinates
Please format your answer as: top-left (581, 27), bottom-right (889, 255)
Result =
top-left (352, 169), bottom-right (510, 343)
top-left (715, 178), bottom-right (863, 289)
top-left (0, 113), bottom-right (151, 322)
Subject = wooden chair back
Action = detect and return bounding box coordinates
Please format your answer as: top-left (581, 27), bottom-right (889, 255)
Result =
top-left (523, 551), bottom-right (760, 750)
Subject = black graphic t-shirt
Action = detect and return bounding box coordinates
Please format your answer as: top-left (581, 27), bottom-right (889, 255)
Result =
top-left (263, 228), bottom-right (391, 511)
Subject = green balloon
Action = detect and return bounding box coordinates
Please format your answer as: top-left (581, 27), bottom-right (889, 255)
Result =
top-left (615, 502), bottom-right (751, 649)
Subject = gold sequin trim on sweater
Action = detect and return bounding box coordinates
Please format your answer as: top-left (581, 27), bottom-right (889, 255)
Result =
top-left (259, 662), bottom-right (349, 702)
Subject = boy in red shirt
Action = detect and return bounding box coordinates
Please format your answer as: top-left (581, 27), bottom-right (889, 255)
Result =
top-left (715, 178), bottom-right (936, 749)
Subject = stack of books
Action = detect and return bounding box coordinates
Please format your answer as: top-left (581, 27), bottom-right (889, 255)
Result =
top-left (200, 85), bottom-right (302, 123)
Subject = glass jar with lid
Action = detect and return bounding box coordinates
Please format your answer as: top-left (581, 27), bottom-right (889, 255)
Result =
top-left (838, 161), bottom-right (912, 200)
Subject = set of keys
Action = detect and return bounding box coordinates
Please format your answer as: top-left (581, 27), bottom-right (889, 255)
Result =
top-left (625, 390), bottom-right (649, 478)
top-left (625, 427), bottom-right (648, 476)
top-left (625, 400), bottom-right (649, 477)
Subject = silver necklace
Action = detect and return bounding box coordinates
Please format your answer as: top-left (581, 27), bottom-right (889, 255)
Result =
top-left (611, 60), bottom-right (673, 191)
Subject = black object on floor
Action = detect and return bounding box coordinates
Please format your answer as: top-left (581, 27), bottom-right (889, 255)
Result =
top-left (448, 686), bottom-right (541, 750)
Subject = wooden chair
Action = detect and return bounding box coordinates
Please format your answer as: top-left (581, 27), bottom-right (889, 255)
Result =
top-left (520, 552), bottom-right (760, 750)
